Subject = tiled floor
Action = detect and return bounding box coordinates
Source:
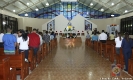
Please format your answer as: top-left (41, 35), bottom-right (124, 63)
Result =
top-left (25, 39), bottom-right (133, 80)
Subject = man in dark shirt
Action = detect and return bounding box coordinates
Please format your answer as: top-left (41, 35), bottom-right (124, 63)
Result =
top-left (43, 31), bottom-right (50, 52)
top-left (28, 29), bottom-right (40, 60)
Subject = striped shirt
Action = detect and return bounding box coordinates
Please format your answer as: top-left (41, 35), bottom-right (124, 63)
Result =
top-left (43, 34), bottom-right (50, 43)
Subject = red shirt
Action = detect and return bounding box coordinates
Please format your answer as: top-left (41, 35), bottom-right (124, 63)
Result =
top-left (28, 33), bottom-right (40, 48)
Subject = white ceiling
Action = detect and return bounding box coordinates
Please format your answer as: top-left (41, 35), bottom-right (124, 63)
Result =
top-left (0, 0), bottom-right (132, 15)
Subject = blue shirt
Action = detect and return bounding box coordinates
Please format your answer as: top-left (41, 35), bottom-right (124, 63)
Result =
top-left (2, 33), bottom-right (17, 52)
top-left (121, 38), bottom-right (133, 50)
top-left (92, 35), bottom-right (98, 41)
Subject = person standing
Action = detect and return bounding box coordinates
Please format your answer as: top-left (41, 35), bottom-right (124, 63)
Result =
top-left (121, 32), bottom-right (133, 72)
top-left (99, 30), bottom-right (107, 43)
top-left (43, 31), bottom-right (50, 52)
top-left (17, 30), bottom-right (29, 62)
top-left (86, 32), bottom-right (90, 39)
top-left (2, 27), bottom-right (17, 54)
top-left (115, 32), bottom-right (123, 54)
top-left (0, 31), bottom-right (4, 47)
top-left (28, 29), bottom-right (40, 60)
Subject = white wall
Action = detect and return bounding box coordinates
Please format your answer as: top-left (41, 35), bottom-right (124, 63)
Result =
top-left (90, 18), bottom-right (120, 32)
top-left (42, 14), bottom-right (97, 42)
top-left (22, 17), bottom-right (50, 31)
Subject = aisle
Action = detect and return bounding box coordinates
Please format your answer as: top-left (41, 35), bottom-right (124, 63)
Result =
top-left (25, 42), bottom-right (132, 80)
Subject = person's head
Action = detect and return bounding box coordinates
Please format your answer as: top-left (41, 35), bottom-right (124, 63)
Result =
top-left (7, 27), bottom-right (12, 33)
top-left (111, 32), bottom-right (114, 34)
top-left (94, 33), bottom-right (96, 35)
top-left (20, 29), bottom-right (28, 41)
top-left (0, 30), bottom-right (3, 33)
top-left (92, 32), bottom-right (94, 34)
top-left (125, 32), bottom-right (129, 41)
top-left (102, 30), bottom-right (104, 33)
top-left (118, 32), bottom-right (122, 41)
top-left (51, 31), bottom-right (54, 35)
top-left (32, 28), bottom-right (37, 33)
top-left (46, 31), bottom-right (48, 34)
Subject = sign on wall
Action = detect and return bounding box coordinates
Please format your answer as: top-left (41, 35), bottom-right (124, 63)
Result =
top-left (47, 20), bottom-right (55, 31)
top-left (85, 20), bottom-right (92, 31)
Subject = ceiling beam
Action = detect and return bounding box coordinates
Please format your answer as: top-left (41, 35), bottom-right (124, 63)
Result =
top-left (19, 0), bottom-right (34, 11)
top-left (17, 0), bottom-right (60, 14)
top-left (39, 0), bottom-right (45, 8)
top-left (29, 0), bottom-right (39, 9)
top-left (92, 3), bottom-right (98, 9)
top-left (2, 0), bottom-right (20, 8)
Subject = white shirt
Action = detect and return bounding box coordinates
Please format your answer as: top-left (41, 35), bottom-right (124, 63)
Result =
top-left (99, 32), bottom-right (107, 40)
top-left (38, 34), bottom-right (43, 46)
top-left (0, 33), bottom-right (4, 42)
top-left (115, 37), bottom-right (123, 47)
top-left (17, 37), bottom-right (29, 50)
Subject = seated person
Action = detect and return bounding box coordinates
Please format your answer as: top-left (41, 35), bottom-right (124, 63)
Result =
top-left (86, 32), bottom-right (90, 39)
top-left (110, 32), bottom-right (115, 40)
top-left (92, 33), bottom-right (98, 43)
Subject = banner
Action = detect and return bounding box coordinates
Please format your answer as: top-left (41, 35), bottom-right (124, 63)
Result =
top-left (85, 20), bottom-right (92, 31)
top-left (47, 20), bottom-right (55, 31)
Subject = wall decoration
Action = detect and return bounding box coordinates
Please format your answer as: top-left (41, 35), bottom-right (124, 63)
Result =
top-left (47, 20), bottom-right (55, 31)
top-left (85, 20), bottom-right (92, 31)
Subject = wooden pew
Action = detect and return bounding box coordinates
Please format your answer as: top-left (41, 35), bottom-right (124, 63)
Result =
top-left (0, 57), bottom-right (10, 80)
top-left (28, 49), bottom-right (36, 71)
top-left (104, 40), bottom-right (115, 58)
top-left (93, 41), bottom-right (97, 51)
top-left (97, 42), bottom-right (101, 54)
top-left (37, 50), bottom-right (42, 64)
top-left (109, 44), bottom-right (115, 63)
top-left (43, 43), bottom-right (47, 56)
top-left (116, 48), bottom-right (124, 69)
top-left (128, 48), bottom-right (133, 76)
top-left (0, 53), bottom-right (28, 80)
top-left (85, 39), bottom-right (88, 46)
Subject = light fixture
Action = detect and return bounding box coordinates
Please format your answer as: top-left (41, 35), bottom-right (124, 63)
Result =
top-left (111, 14), bottom-right (114, 17)
top-left (27, 3), bottom-right (29, 5)
top-left (90, 3), bottom-right (93, 6)
top-left (13, 10), bottom-right (15, 12)
top-left (3, 21), bottom-right (6, 25)
top-left (125, 10), bottom-right (128, 13)
top-left (111, 3), bottom-right (114, 5)
top-left (46, 2), bottom-right (49, 6)
top-left (25, 13), bottom-right (28, 16)
top-left (101, 8), bottom-right (104, 11)
top-left (35, 8), bottom-right (39, 11)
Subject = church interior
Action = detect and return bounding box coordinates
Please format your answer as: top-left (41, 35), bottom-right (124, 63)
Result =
top-left (0, 0), bottom-right (133, 80)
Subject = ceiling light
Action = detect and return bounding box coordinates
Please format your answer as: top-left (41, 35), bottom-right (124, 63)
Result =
top-left (111, 14), bottom-right (114, 17)
top-left (101, 8), bottom-right (104, 11)
top-left (27, 3), bottom-right (29, 5)
top-left (46, 3), bottom-right (49, 6)
top-left (13, 10), bottom-right (15, 12)
top-left (90, 3), bottom-right (93, 6)
top-left (25, 13), bottom-right (28, 16)
top-left (35, 8), bottom-right (39, 11)
top-left (125, 10), bottom-right (128, 13)
top-left (111, 3), bottom-right (114, 5)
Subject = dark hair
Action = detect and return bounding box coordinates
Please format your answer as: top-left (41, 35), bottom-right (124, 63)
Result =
top-left (94, 33), bottom-right (96, 35)
top-left (125, 32), bottom-right (129, 42)
top-left (111, 32), bottom-right (114, 34)
top-left (7, 27), bottom-right (12, 32)
top-left (102, 30), bottom-right (104, 32)
top-left (51, 31), bottom-right (54, 35)
top-left (33, 28), bottom-right (37, 31)
top-left (20, 30), bottom-right (28, 41)
top-left (118, 32), bottom-right (122, 41)
top-left (46, 31), bottom-right (48, 34)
